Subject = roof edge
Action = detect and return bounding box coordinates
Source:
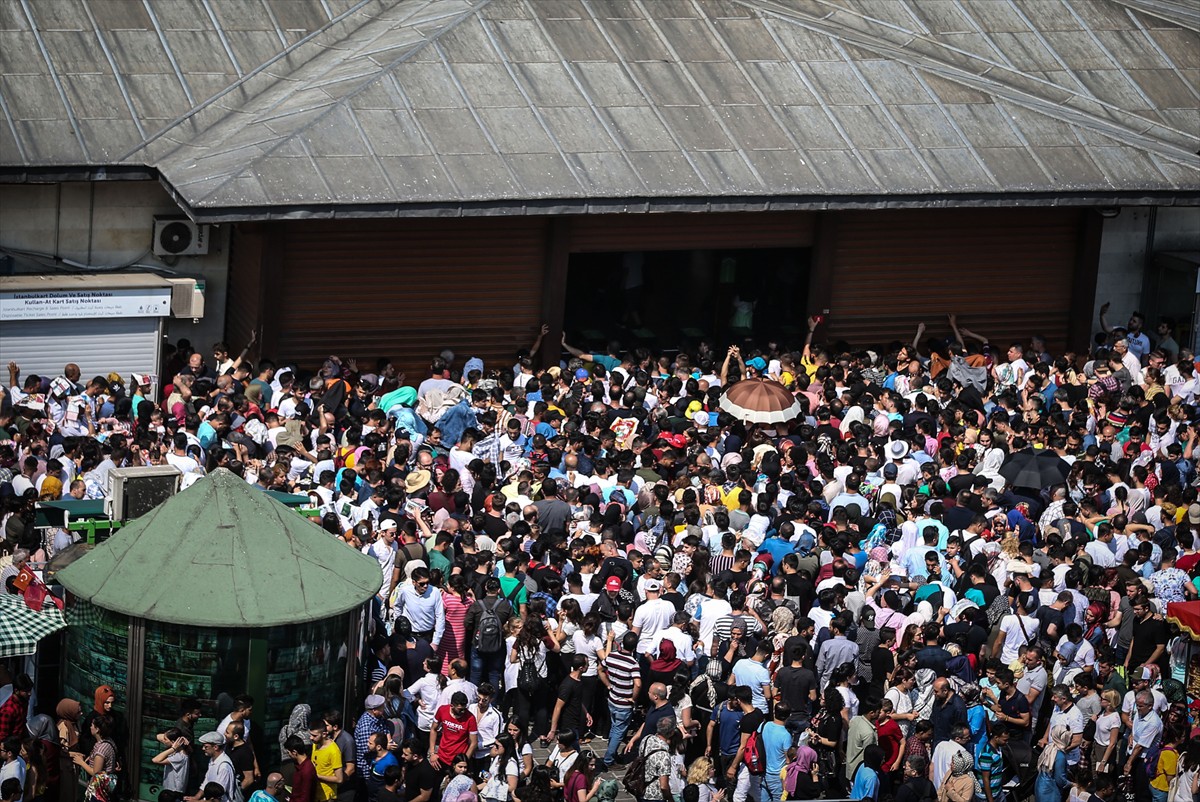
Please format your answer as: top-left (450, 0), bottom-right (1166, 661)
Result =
top-left (175, 190), bottom-right (1200, 223)
top-left (66, 591), bottom-right (370, 629)
top-left (0, 165), bottom-right (157, 184)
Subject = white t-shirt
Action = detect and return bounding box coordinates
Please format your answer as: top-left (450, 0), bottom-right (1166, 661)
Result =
top-left (653, 627), bottom-right (696, 664)
top-left (1094, 711), bottom-right (1122, 748)
top-left (572, 631), bottom-right (604, 676)
top-left (632, 598), bottom-right (677, 653)
top-left (998, 613), bottom-right (1039, 663)
top-left (1122, 688), bottom-right (1168, 717)
top-left (693, 598), bottom-right (731, 651)
top-left (1048, 704), bottom-right (1085, 764)
top-left (1, 756), bottom-right (27, 802)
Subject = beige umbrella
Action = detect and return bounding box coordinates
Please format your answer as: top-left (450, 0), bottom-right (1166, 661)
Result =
top-left (719, 378), bottom-right (802, 424)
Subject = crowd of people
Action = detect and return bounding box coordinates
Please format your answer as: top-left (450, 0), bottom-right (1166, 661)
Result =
top-left (3, 306), bottom-right (1200, 802)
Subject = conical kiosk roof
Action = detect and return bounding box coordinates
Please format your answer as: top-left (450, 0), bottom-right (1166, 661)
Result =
top-left (57, 469), bottom-right (380, 627)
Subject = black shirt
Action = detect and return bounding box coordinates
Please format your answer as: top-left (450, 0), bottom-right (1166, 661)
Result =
top-left (1128, 615), bottom-right (1169, 671)
top-left (404, 759), bottom-right (438, 802)
top-left (895, 777), bottom-right (936, 802)
top-left (556, 676), bottom-right (584, 734)
top-left (774, 666), bottom-right (817, 716)
top-left (228, 742), bottom-right (255, 785)
top-left (739, 709), bottom-right (765, 736)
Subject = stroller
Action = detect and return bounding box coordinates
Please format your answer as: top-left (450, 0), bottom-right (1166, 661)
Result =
top-left (1003, 739), bottom-right (1037, 802)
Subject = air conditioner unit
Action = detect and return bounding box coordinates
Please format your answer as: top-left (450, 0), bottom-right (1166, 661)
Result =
top-left (152, 216), bottom-right (209, 256)
top-left (107, 465), bottom-right (183, 523)
top-left (167, 277), bottom-right (206, 319)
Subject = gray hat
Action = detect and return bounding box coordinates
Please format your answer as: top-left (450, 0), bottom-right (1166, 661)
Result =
top-left (198, 731), bottom-right (225, 745)
top-left (364, 694), bottom-right (386, 710)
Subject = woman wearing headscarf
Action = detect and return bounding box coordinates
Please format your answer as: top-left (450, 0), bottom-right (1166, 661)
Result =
top-left (937, 749), bottom-right (975, 802)
top-left (28, 713), bottom-right (63, 802)
top-left (78, 686), bottom-right (125, 761)
top-left (279, 704), bottom-right (311, 782)
top-left (1034, 724), bottom-right (1072, 802)
top-left (56, 698), bottom-right (82, 753)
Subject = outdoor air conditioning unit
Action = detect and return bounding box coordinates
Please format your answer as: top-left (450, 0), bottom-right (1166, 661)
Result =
top-left (167, 277), bottom-right (206, 319)
top-left (152, 215), bottom-right (209, 256)
top-left (107, 465), bottom-right (183, 523)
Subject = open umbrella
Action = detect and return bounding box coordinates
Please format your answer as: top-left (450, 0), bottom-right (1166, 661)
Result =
top-left (999, 449), bottom-right (1071, 490)
top-left (719, 378), bottom-right (802, 424)
top-left (0, 593), bottom-right (67, 658)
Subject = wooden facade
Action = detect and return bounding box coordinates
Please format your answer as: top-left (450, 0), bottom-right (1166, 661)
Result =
top-left (225, 208), bottom-right (1103, 378)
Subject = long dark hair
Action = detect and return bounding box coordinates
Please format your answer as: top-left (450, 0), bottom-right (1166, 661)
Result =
top-left (514, 616), bottom-right (547, 656)
top-left (564, 751), bottom-right (595, 791)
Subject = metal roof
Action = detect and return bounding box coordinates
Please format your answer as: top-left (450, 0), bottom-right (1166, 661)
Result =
top-left (56, 469), bottom-right (381, 627)
top-left (2, 0), bottom-right (1199, 218)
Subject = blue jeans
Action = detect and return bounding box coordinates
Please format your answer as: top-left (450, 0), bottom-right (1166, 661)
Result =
top-left (604, 703), bottom-right (634, 765)
top-left (469, 649), bottom-right (504, 688)
top-left (761, 770), bottom-right (782, 802)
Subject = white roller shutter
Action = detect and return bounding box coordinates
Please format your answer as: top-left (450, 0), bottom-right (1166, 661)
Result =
top-left (0, 317), bottom-right (162, 385)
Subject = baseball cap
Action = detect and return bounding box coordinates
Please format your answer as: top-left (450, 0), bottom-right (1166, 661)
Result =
top-left (198, 732), bottom-right (225, 745)
top-left (882, 463), bottom-right (898, 479)
top-left (378, 518), bottom-right (398, 532)
top-left (1189, 503), bottom-right (1200, 525)
top-left (575, 368), bottom-right (590, 381)
top-left (643, 578), bottom-right (662, 592)
top-left (605, 576), bottom-right (623, 592)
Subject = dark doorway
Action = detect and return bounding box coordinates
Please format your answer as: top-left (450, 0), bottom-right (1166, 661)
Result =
top-left (563, 247), bottom-right (810, 352)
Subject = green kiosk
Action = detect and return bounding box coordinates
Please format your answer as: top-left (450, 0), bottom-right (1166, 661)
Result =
top-left (56, 469), bottom-right (381, 800)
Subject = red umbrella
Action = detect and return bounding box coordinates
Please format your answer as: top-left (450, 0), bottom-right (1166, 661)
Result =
top-left (718, 378), bottom-right (802, 424)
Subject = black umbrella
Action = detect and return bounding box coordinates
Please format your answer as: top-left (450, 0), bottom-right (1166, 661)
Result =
top-left (999, 449), bottom-right (1071, 490)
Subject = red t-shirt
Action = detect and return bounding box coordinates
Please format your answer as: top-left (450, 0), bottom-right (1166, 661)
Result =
top-left (1177, 552), bottom-right (1200, 574)
top-left (291, 757), bottom-right (318, 802)
top-left (434, 706), bottom-right (478, 763)
top-left (876, 717), bottom-right (904, 772)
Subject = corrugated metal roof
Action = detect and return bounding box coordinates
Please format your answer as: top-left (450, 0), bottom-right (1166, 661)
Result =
top-left (2, 0), bottom-right (1198, 216)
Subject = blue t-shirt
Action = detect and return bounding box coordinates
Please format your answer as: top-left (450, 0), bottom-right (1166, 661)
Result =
top-left (757, 537), bottom-right (793, 572)
top-left (372, 751), bottom-right (399, 779)
top-left (710, 703), bottom-right (744, 756)
top-left (732, 658), bottom-right (773, 713)
top-left (197, 420), bottom-right (218, 451)
top-left (849, 766), bottom-right (879, 801)
top-left (762, 721), bottom-right (792, 775)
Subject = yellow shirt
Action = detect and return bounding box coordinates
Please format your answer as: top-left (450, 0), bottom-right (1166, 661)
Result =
top-left (311, 741), bottom-right (342, 802)
top-left (1152, 746), bottom-right (1178, 792)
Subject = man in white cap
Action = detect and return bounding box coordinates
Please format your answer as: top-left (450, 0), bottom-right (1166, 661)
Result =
top-left (631, 578), bottom-right (675, 656)
top-left (190, 732), bottom-right (237, 802)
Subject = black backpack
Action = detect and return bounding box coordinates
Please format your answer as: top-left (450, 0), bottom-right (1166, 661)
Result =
top-left (623, 745), bottom-right (667, 798)
top-left (474, 592), bottom-right (513, 654)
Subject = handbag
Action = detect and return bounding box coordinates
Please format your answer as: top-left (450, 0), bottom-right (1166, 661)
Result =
top-left (83, 771), bottom-right (117, 802)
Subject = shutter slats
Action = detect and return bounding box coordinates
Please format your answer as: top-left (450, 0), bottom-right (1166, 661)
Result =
top-left (0, 318), bottom-right (161, 382)
top-left (272, 219), bottom-right (548, 379)
top-left (825, 209), bottom-right (1082, 352)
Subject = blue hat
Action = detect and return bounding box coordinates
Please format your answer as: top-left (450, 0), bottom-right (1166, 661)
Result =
top-left (747, 357), bottom-right (767, 371)
top-left (796, 532), bottom-right (816, 556)
top-left (575, 368), bottom-right (590, 380)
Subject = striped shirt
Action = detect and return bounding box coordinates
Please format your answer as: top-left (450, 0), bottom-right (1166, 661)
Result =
top-left (712, 612), bottom-right (763, 648)
top-left (603, 650), bottom-right (640, 708)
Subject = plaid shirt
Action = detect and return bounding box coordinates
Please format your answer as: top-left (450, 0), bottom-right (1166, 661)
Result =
top-left (0, 693), bottom-right (27, 740)
top-left (353, 710), bottom-right (390, 778)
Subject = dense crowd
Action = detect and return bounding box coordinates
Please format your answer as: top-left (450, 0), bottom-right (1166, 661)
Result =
top-left (2, 307), bottom-right (1200, 802)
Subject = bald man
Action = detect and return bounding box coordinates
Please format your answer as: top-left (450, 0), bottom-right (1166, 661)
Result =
top-left (624, 682), bottom-right (675, 756)
top-left (249, 773), bottom-right (286, 802)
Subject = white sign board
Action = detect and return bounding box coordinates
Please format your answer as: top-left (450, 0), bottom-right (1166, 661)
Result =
top-left (0, 288), bottom-right (172, 320)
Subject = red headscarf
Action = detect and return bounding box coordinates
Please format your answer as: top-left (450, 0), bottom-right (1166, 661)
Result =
top-left (93, 685), bottom-right (114, 715)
